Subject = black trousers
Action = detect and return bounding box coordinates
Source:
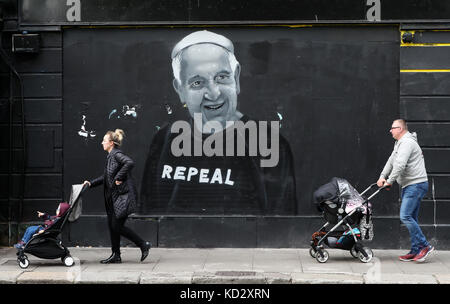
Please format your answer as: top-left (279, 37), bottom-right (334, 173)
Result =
top-left (105, 195), bottom-right (144, 254)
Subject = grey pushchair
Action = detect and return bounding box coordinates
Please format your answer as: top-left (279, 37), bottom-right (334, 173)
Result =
top-left (310, 177), bottom-right (388, 263)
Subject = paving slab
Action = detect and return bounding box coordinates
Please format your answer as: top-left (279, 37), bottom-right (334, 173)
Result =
top-left (292, 273), bottom-right (364, 284)
top-left (300, 249), bottom-right (355, 274)
top-left (434, 274), bottom-right (450, 284)
top-left (301, 262), bottom-right (354, 274)
top-left (140, 272), bottom-right (193, 284)
top-left (350, 257), bottom-right (404, 274)
top-left (253, 251), bottom-right (302, 272)
top-left (152, 249), bottom-right (208, 272)
top-left (263, 272), bottom-right (292, 284)
top-left (192, 271), bottom-right (266, 284)
top-left (363, 273), bottom-right (438, 284)
top-left (76, 271), bottom-right (141, 284)
top-left (204, 251), bottom-right (253, 271)
top-left (0, 271), bottom-right (24, 284)
top-left (17, 271), bottom-right (76, 284)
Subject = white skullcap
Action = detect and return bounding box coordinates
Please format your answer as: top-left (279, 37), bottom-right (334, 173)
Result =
top-left (171, 30), bottom-right (234, 59)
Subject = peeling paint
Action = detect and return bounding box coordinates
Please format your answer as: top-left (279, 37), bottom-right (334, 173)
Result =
top-left (165, 104), bottom-right (173, 114)
top-left (277, 112), bottom-right (283, 128)
top-left (78, 115), bottom-right (96, 138)
top-left (109, 109), bottom-right (117, 119)
top-left (109, 104), bottom-right (140, 119)
top-left (123, 105), bottom-right (138, 118)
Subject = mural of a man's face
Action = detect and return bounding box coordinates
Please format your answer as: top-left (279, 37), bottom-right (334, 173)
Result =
top-left (173, 43), bottom-right (241, 129)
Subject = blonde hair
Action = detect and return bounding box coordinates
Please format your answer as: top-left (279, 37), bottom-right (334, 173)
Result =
top-left (106, 129), bottom-right (125, 146)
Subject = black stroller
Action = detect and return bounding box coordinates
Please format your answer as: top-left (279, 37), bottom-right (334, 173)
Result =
top-left (16, 184), bottom-right (88, 269)
top-left (309, 177), bottom-right (388, 263)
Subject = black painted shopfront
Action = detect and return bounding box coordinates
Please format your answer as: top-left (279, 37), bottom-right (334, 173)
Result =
top-left (1, 0), bottom-right (450, 249)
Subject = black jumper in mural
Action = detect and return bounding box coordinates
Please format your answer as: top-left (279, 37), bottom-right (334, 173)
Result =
top-left (140, 30), bottom-right (297, 215)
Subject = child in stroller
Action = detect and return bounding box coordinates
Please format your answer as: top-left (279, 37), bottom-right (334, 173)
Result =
top-left (14, 202), bottom-right (70, 249)
top-left (310, 177), bottom-right (387, 263)
top-left (15, 184), bottom-right (87, 269)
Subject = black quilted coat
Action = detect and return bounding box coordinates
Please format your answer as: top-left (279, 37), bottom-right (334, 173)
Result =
top-left (90, 148), bottom-right (137, 219)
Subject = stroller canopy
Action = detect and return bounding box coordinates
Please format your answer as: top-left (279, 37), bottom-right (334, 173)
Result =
top-left (313, 177), bottom-right (365, 207)
top-left (68, 184), bottom-right (84, 222)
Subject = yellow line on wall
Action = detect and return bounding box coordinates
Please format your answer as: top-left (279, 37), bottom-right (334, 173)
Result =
top-left (400, 30), bottom-right (450, 46)
top-left (400, 69), bottom-right (450, 72)
top-left (401, 43), bottom-right (450, 47)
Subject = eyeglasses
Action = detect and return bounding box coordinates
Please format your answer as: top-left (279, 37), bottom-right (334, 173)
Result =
top-left (390, 127), bottom-right (401, 130)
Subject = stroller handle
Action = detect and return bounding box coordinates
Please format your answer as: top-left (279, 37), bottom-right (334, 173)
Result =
top-left (360, 182), bottom-right (390, 201)
top-left (81, 183), bottom-right (90, 193)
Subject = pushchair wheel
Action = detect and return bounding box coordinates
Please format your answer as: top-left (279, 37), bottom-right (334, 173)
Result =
top-left (309, 247), bottom-right (317, 258)
top-left (18, 255), bottom-right (29, 269)
top-left (358, 247), bottom-right (373, 263)
top-left (315, 249), bottom-right (329, 263)
top-left (62, 256), bottom-right (74, 267)
top-left (350, 245), bottom-right (359, 258)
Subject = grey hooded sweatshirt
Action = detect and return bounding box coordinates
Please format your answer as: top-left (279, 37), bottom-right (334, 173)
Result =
top-left (380, 131), bottom-right (428, 188)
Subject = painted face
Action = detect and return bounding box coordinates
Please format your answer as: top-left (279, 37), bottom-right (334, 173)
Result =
top-left (101, 134), bottom-right (114, 151)
top-left (174, 44), bottom-right (240, 129)
top-left (390, 122), bottom-right (403, 140)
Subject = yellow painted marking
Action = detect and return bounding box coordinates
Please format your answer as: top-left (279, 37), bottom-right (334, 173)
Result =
top-left (400, 69), bottom-right (450, 73)
top-left (400, 30), bottom-right (450, 46)
top-left (401, 43), bottom-right (450, 47)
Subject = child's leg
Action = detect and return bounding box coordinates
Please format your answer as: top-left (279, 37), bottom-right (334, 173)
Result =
top-left (21, 226), bottom-right (42, 243)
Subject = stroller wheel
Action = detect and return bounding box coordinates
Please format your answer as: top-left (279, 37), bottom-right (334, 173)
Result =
top-left (18, 256), bottom-right (29, 269)
top-left (315, 249), bottom-right (329, 263)
top-left (62, 256), bottom-right (75, 267)
top-left (358, 247), bottom-right (373, 263)
top-left (309, 247), bottom-right (317, 258)
top-left (350, 245), bottom-right (359, 258)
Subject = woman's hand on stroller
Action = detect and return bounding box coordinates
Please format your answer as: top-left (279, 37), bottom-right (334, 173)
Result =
top-left (82, 180), bottom-right (91, 187)
top-left (37, 211), bottom-right (44, 218)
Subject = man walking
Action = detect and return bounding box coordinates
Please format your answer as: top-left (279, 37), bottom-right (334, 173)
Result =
top-left (377, 119), bottom-right (434, 262)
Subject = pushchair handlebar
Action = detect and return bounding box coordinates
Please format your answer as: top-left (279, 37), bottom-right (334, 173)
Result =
top-left (360, 182), bottom-right (390, 201)
top-left (81, 183), bottom-right (90, 193)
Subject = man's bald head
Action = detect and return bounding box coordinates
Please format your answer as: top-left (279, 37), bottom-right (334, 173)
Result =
top-left (393, 119), bottom-right (408, 131)
top-left (390, 119), bottom-right (408, 140)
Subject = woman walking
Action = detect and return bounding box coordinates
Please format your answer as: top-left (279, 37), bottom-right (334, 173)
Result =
top-left (84, 129), bottom-right (151, 263)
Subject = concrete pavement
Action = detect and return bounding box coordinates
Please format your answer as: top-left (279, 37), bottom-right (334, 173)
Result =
top-left (1, 246), bottom-right (449, 284)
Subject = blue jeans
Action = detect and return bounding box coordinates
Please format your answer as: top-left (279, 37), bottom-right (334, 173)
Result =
top-left (400, 182), bottom-right (429, 254)
top-left (21, 225), bottom-right (43, 243)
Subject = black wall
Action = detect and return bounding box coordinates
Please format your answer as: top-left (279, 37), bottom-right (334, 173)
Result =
top-left (0, 30), bottom-right (63, 245)
top-left (2, 25), bottom-right (406, 248)
top-left (2, 2), bottom-right (450, 249)
top-left (399, 27), bottom-right (450, 249)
